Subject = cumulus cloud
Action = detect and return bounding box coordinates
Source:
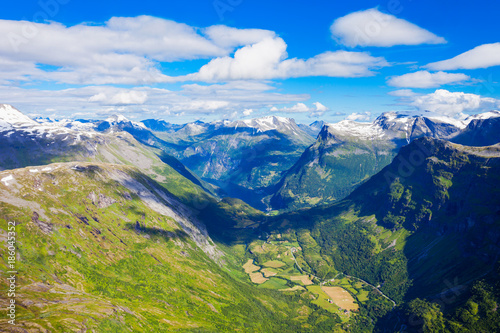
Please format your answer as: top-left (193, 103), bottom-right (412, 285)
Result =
top-left (409, 89), bottom-right (500, 117)
top-left (243, 109), bottom-right (253, 116)
top-left (387, 70), bottom-right (471, 88)
top-left (0, 16), bottom-right (389, 85)
top-left (426, 43), bottom-right (500, 70)
top-left (188, 37), bottom-right (388, 81)
top-left (0, 16), bottom-right (278, 85)
top-left (0, 82), bottom-right (310, 120)
top-left (330, 8), bottom-right (446, 47)
top-left (203, 25), bottom-right (276, 49)
top-left (313, 102), bottom-right (328, 112)
top-left (270, 102), bottom-right (329, 118)
top-left (346, 111), bottom-right (371, 121)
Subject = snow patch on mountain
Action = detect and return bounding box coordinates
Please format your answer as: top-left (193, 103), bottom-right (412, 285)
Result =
top-left (104, 114), bottom-right (147, 130)
top-left (1, 174), bottom-right (14, 186)
top-left (427, 116), bottom-right (467, 129)
top-left (324, 110), bottom-right (500, 141)
top-left (0, 104), bottom-right (38, 131)
top-left (466, 111), bottom-right (500, 121)
top-left (326, 120), bottom-right (385, 140)
top-left (227, 116), bottom-right (302, 136)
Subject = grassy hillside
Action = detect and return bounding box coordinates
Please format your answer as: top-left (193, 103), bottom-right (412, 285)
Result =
top-left (0, 163), bottom-right (343, 332)
top-left (251, 138), bottom-right (500, 330)
top-left (0, 129), bottom-right (217, 209)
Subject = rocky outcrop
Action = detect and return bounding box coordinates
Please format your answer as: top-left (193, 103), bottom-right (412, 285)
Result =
top-left (32, 211), bottom-right (53, 234)
top-left (87, 191), bottom-right (117, 208)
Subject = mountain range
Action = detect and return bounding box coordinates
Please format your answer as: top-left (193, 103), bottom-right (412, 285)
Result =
top-left (1, 104), bottom-right (500, 332)
top-left (270, 111), bottom-right (500, 211)
top-left (33, 107), bottom-right (500, 213)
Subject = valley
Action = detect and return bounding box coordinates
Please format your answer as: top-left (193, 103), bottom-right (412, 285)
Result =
top-left (1, 105), bottom-right (500, 332)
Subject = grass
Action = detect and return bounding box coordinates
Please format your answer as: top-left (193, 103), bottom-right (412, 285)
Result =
top-left (0, 163), bottom-right (343, 332)
top-left (280, 285), bottom-right (305, 292)
top-left (258, 277), bottom-right (288, 290)
top-left (263, 260), bottom-right (286, 268)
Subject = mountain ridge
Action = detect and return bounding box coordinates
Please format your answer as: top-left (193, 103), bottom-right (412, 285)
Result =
top-left (269, 110), bottom-right (500, 211)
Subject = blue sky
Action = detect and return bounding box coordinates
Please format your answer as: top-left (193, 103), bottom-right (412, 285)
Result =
top-left (0, 0), bottom-right (499, 124)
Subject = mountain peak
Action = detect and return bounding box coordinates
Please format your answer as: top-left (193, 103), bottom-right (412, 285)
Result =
top-left (324, 119), bottom-right (384, 140)
top-left (234, 115), bottom-right (298, 133)
top-left (466, 110), bottom-right (500, 121)
top-left (0, 104), bottom-right (37, 124)
top-left (0, 104), bottom-right (39, 131)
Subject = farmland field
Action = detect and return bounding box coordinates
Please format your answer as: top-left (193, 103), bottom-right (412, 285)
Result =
top-left (243, 259), bottom-right (260, 273)
top-left (249, 272), bottom-right (268, 284)
top-left (290, 275), bottom-right (314, 285)
top-left (321, 287), bottom-right (358, 311)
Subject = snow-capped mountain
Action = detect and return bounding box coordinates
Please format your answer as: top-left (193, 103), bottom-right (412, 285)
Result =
top-left (270, 110), bottom-right (500, 211)
top-left (97, 114), bottom-right (148, 132)
top-left (140, 115), bottom-right (314, 139)
top-left (452, 111), bottom-right (500, 146)
top-left (138, 115), bottom-right (315, 208)
top-left (465, 110), bottom-right (500, 121)
top-left (0, 104), bottom-right (97, 142)
top-left (3, 103), bottom-right (500, 212)
top-left (35, 116), bottom-right (98, 132)
top-left (323, 112), bottom-right (464, 144)
top-left (319, 111), bottom-right (500, 145)
top-left (229, 115), bottom-right (299, 133)
top-left (0, 104), bottom-right (45, 131)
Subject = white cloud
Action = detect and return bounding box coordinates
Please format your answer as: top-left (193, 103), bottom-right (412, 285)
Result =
top-left (270, 102), bottom-right (329, 118)
top-left (188, 37), bottom-right (388, 81)
top-left (387, 70), bottom-right (471, 88)
top-left (313, 102), bottom-right (328, 112)
top-left (203, 25), bottom-right (276, 49)
top-left (0, 82), bottom-right (310, 121)
top-left (0, 16), bottom-right (389, 85)
top-left (388, 89), bottom-right (418, 97)
top-left (243, 109), bottom-right (253, 116)
top-left (89, 90), bottom-right (148, 105)
top-left (0, 16), bottom-right (279, 85)
top-left (346, 111), bottom-right (371, 121)
top-left (330, 8), bottom-right (446, 47)
top-left (426, 43), bottom-right (500, 70)
top-left (409, 89), bottom-right (500, 117)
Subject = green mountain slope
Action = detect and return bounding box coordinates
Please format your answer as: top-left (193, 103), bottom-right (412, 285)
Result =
top-left (0, 163), bottom-right (342, 332)
top-left (245, 138), bottom-right (500, 330)
top-left (0, 105), bottom-right (217, 208)
top-left (270, 124), bottom-right (396, 210)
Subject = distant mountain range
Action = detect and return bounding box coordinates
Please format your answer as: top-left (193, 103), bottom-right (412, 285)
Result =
top-left (5, 104), bottom-right (500, 212)
top-left (90, 114), bottom-right (316, 210)
top-left (270, 111), bottom-right (500, 210)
